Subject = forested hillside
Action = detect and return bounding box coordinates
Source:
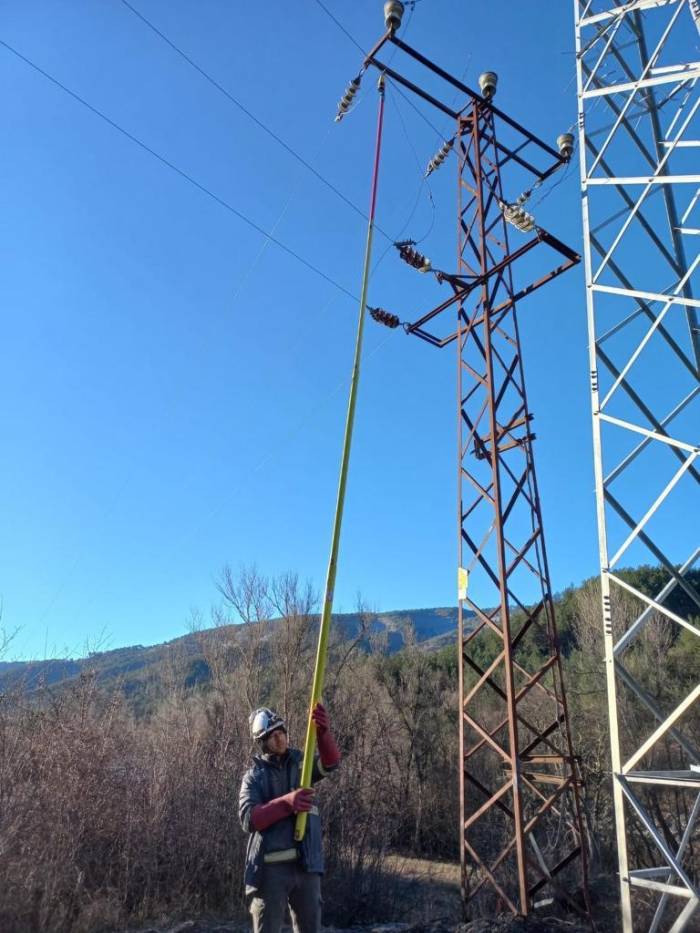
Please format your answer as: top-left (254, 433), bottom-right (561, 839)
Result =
top-left (0, 599), bottom-right (467, 705)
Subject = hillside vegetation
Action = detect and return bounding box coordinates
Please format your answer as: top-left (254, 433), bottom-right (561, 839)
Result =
top-left (0, 604), bottom-right (467, 710)
top-left (0, 565), bottom-right (698, 932)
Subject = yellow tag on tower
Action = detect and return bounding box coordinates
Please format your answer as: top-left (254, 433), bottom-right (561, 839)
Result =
top-left (458, 567), bottom-right (469, 601)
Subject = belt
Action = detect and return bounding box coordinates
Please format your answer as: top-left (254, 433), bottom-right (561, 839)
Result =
top-left (262, 806), bottom-right (319, 865)
top-left (264, 848), bottom-right (298, 864)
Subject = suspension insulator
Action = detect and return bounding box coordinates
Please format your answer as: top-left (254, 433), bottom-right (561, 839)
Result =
top-left (369, 306), bottom-right (400, 328)
top-left (335, 76), bottom-right (362, 122)
top-left (425, 137), bottom-right (454, 177)
top-left (395, 240), bottom-right (432, 273)
top-left (499, 200), bottom-right (536, 233)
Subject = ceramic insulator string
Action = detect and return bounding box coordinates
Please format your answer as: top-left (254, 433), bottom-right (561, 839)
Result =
top-left (335, 74), bottom-right (363, 122)
top-left (395, 239), bottom-right (432, 272)
top-left (425, 137), bottom-right (454, 177)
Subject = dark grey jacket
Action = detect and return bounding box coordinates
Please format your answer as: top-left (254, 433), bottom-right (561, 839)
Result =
top-left (239, 747), bottom-right (335, 889)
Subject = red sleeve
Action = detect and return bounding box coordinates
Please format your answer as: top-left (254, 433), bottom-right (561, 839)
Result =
top-left (250, 796), bottom-right (293, 832)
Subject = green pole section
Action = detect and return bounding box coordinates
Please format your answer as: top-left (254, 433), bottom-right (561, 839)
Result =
top-left (295, 75), bottom-right (386, 842)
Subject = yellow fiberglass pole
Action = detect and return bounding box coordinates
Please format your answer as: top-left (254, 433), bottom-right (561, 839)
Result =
top-left (295, 75), bottom-right (387, 842)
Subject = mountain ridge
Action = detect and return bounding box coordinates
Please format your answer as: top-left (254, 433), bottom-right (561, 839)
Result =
top-left (0, 606), bottom-right (469, 696)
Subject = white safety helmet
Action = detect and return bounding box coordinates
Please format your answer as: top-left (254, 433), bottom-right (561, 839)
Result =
top-left (249, 707), bottom-right (286, 743)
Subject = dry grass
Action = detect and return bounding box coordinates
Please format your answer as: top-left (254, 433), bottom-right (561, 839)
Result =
top-left (384, 855), bottom-right (462, 924)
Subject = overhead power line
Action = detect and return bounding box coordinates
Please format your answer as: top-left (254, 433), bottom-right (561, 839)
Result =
top-left (119, 0), bottom-right (392, 241)
top-left (313, 0), bottom-right (366, 54)
top-left (14, 11), bottom-right (433, 629)
top-left (0, 38), bottom-right (357, 302)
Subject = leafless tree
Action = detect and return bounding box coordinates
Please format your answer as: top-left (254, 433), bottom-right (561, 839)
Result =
top-left (268, 572), bottom-right (316, 729)
top-left (216, 564), bottom-right (271, 709)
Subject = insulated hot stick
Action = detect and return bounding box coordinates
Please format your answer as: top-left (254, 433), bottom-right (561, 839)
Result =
top-left (294, 73), bottom-right (388, 842)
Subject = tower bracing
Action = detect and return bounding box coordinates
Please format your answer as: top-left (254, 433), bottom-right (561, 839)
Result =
top-left (351, 10), bottom-right (591, 919)
top-left (448, 100), bottom-right (590, 921)
top-left (574, 1), bottom-right (700, 930)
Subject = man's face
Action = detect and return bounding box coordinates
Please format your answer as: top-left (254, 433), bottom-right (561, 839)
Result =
top-left (264, 727), bottom-right (288, 756)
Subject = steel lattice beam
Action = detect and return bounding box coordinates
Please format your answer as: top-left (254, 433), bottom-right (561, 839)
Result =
top-left (575, 1), bottom-right (700, 930)
top-left (357, 27), bottom-right (592, 920)
top-left (452, 100), bottom-right (590, 921)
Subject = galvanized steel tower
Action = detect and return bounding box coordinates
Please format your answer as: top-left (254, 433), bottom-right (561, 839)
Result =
top-left (574, 1), bottom-right (700, 930)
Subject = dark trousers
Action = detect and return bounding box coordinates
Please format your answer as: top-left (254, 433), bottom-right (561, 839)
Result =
top-left (248, 863), bottom-right (321, 933)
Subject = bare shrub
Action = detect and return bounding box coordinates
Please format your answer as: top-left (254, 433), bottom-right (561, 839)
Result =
top-left (0, 667), bottom-right (247, 932)
top-left (8, 564), bottom-right (688, 929)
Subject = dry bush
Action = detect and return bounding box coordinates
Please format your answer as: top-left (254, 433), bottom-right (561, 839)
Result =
top-left (0, 666), bottom-right (249, 933)
top-left (7, 565), bottom-right (687, 930)
top-left (0, 570), bottom-right (451, 931)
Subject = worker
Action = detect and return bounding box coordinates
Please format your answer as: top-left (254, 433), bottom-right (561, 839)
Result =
top-left (239, 703), bottom-right (341, 933)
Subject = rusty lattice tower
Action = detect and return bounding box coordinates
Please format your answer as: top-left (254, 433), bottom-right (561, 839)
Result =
top-left (346, 3), bottom-right (592, 919)
top-left (448, 100), bottom-right (590, 920)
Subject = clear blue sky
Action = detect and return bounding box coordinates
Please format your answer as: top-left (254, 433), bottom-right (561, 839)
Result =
top-left (1, 1), bottom-right (639, 660)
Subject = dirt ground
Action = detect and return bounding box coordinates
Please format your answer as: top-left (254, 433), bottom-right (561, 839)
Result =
top-left (131, 917), bottom-right (596, 933)
top-left (130, 921), bottom-right (594, 933)
top-left (382, 854), bottom-right (463, 924)
top-left (127, 856), bottom-right (601, 933)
